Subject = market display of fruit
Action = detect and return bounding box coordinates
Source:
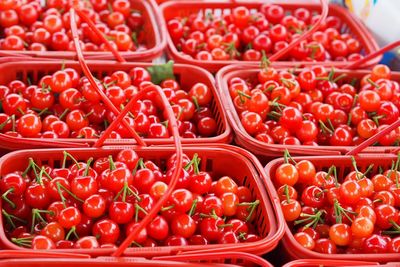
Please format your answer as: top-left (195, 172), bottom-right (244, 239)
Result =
top-left (0, 148), bottom-right (262, 249)
top-left (0, 63), bottom-right (219, 140)
top-left (166, 3), bottom-right (364, 62)
top-left (272, 152), bottom-right (400, 255)
top-left (0, 0), bottom-right (147, 52)
top-left (227, 64), bottom-right (400, 147)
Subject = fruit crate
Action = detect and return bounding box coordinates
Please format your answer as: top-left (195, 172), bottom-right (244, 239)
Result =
top-left (216, 64), bottom-right (400, 159)
top-left (0, 60), bottom-right (231, 150)
top-left (0, 0), bottom-right (166, 62)
top-left (283, 259), bottom-right (399, 267)
top-left (0, 252), bottom-right (272, 267)
top-left (265, 154), bottom-right (400, 263)
top-left (159, 0), bottom-right (379, 72)
top-left (0, 144), bottom-right (284, 257)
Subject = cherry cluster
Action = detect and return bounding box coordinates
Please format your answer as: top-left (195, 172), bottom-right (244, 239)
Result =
top-left (275, 152), bottom-right (400, 254)
top-left (0, 64), bottom-right (218, 139)
top-left (229, 64), bottom-right (400, 146)
top-left (1, 149), bottom-right (261, 249)
top-left (0, 0), bottom-right (146, 52)
top-left (167, 4), bottom-right (363, 62)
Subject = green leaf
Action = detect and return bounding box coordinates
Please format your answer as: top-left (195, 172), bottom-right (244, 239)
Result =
top-left (147, 60), bottom-right (175, 85)
top-left (0, 101), bottom-right (2, 113)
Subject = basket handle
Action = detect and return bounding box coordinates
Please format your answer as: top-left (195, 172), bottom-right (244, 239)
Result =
top-left (0, 250), bottom-right (90, 259)
top-left (344, 40), bottom-right (400, 69)
top-left (71, 7), bottom-right (183, 256)
top-left (69, 8), bottom-right (145, 146)
top-left (73, 8), bottom-right (126, 63)
top-left (154, 252), bottom-right (272, 267)
top-left (269, 0), bottom-right (329, 62)
top-left (346, 118), bottom-right (400, 155)
top-left (109, 85), bottom-right (183, 257)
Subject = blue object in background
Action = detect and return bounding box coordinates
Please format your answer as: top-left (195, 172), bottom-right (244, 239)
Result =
top-left (380, 52), bottom-right (396, 66)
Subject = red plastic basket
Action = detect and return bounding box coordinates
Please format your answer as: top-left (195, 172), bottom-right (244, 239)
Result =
top-left (160, 0), bottom-right (380, 72)
top-left (0, 0), bottom-right (166, 62)
top-left (0, 144), bottom-right (283, 257)
top-left (0, 252), bottom-right (272, 267)
top-left (283, 259), bottom-right (381, 267)
top-left (264, 153), bottom-right (400, 263)
top-left (216, 64), bottom-right (400, 159)
top-left (0, 60), bottom-right (232, 150)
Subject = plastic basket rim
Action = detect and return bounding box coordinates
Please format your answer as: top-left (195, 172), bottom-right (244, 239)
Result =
top-left (265, 154), bottom-right (400, 262)
top-left (216, 64), bottom-right (400, 156)
top-left (159, 0), bottom-right (381, 72)
top-left (0, 0), bottom-right (167, 61)
top-left (0, 144), bottom-right (282, 256)
top-left (0, 60), bottom-right (232, 149)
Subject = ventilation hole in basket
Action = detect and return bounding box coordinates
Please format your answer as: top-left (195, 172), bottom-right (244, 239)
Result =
top-left (210, 98), bottom-right (223, 135)
top-left (16, 71), bottom-right (23, 82)
top-left (222, 8), bottom-right (231, 15)
top-left (174, 73), bottom-right (181, 84)
top-left (159, 158), bottom-right (166, 170)
top-left (26, 71), bottom-right (35, 85)
top-left (205, 158), bottom-right (213, 172)
top-left (212, 8), bottom-right (222, 17)
top-left (52, 159), bottom-right (62, 169)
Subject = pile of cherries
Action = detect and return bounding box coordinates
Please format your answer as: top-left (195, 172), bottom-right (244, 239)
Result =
top-left (1, 149), bottom-right (261, 249)
top-left (167, 4), bottom-right (363, 62)
top-left (0, 65), bottom-right (218, 139)
top-left (275, 152), bottom-right (400, 254)
top-left (229, 64), bottom-right (400, 146)
top-left (0, 0), bottom-right (146, 52)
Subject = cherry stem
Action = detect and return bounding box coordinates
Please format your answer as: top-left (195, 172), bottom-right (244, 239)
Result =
top-left (83, 157), bottom-right (93, 176)
top-left (11, 237), bottom-right (33, 248)
top-left (319, 120), bottom-right (333, 134)
top-left (160, 205), bottom-right (175, 212)
top-left (65, 226), bottom-right (79, 240)
top-left (62, 151), bottom-right (80, 170)
top-left (37, 108), bottom-right (49, 117)
top-left (132, 158), bottom-right (144, 176)
top-left (237, 200), bottom-right (260, 222)
top-left (192, 96), bottom-right (200, 111)
top-left (59, 108), bottom-right (69, 121)
top-left (0, 115), bottom-right (13, 130)
top-left (134, 203), bottom-right (148, 222)
top-left (283, 149), bottom-right (296, 165)
top-left (188, 199), bottom-right (198, 217)
top-left (382, 220), bottom-right (400, 235)
top-left (30, 208), bottom-right (50, 233)
top-left (367, 78), bottom-right (380, 88)
top-left (57, 182), bottom-right (83, 205)
top-left (83, 110), bottom-right (94, 119)
top-left (332, 74), bottom-right (347, 83)
top-left (2, 188), bottom-right (16, 209)
top-left (39, 166), bottom-right (52, 181)
top-left (200, 209), bottom-right (219, 220)
top-left (334, 200), bottom-right (357, 224)
top-left (260, 50), bottom-right (270, 70)
top-left (114, 182), bottom-right (141, 202)
top-left (184, 154), bottom-right (199, 172)
top-left (17, 107), bottom-right (25, 116)
top-left (189, 154), bottom-right (201, 175)
top-left (108, 155), bottom-right (116, 171)
top-left (218, 223), bottom-right (233, 228)
top-left (2, 209), bottom-right (26, 229)
top-left (283, 185), bottom-right (290, 203)
top-left (327, 165), bottom-right (339, 187)
top-left (294, 210), bottom-right (325, 229)
top-left (131, 241), bottom-right (142, 247)
top-left (327, 119), bottom-right (335, 132)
